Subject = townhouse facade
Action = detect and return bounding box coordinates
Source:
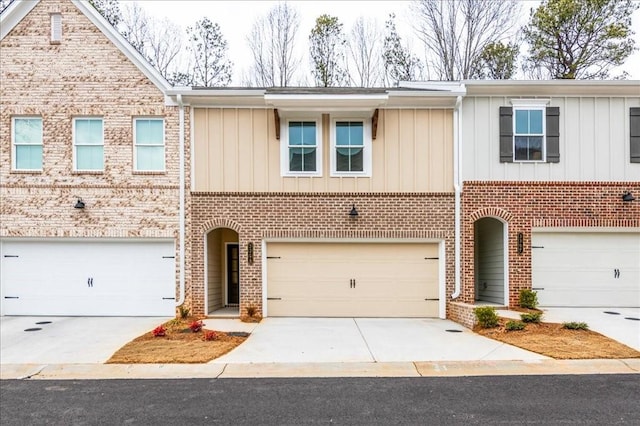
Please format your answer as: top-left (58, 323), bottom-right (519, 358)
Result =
top-left (2, 0), bottom-right (638, 325)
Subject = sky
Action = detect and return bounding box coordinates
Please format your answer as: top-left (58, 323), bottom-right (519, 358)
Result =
top-left (127, 0), bottom-right (640, 84)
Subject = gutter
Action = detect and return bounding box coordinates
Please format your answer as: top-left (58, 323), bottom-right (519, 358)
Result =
top-left (452, 91), bottom-right (464, 300)
top-left (175, 94), bottom-right (186, 308)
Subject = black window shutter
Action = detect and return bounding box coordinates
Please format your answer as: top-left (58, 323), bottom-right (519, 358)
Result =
top-left (631, 107), bottom-right (640, 163)
top-left (546, 107), bottom-right (560, 163)
top-left (499, 106), bottom-right (513, 163)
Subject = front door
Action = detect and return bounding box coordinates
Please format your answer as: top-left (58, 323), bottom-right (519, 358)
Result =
top-left (226, 244), bottom-right (239, 305)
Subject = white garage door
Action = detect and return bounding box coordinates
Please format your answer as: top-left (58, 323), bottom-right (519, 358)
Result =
top-left (1, 239), bottom-right (176, 316)
top-left (266, 242), bottom-right (440, 317)
top-left (532, 232), bottom-right (640, 307)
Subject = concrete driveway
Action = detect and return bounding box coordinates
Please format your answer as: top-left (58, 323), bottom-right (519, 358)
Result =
top-left (540, 307), bottom-right (640, 351)
top-left (0, 316), bottom-right (170, 364)
top-left (211, 318), bottom-right (547, 364)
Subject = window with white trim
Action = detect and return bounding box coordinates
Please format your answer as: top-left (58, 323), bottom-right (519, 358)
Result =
top-left (74, 118), bottom-right (104, 171)
top-left (331, 118), bottom-right (371, 176)
top-left (513, 107), bottom-right (545, 161)
top-left (134, 118), bottom-right (165, 171)
top-left (12, 117), bottom-right (43, 171)
top-left (50, 13), bottom-right (62, 43)
top-left (281, 118), bottom-right (322, 176)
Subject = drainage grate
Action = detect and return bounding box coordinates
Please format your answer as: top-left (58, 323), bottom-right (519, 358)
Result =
top-left (624, 317), bottom-right (640, 321)
top-left (445, 329), bottom-right (463, 333)
top-left (227, 331), bottom-right (250, 337)
top-left (24, 328), bottom-right (42, 332)
top-left (35, 321), bottom-right (52, 325)
top-left (603, 311), bottom-right (620, 315)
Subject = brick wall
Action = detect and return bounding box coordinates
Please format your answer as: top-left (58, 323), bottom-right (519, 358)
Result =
top-left (190, 192), bottom-right (455, 317)
top-left (0, 1), bottom-right (187, 303)
top-left (462, 181), bottom-right (640, 307)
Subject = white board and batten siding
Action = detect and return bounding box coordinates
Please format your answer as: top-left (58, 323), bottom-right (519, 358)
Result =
top-left (0, 239), bottom-right (176, 316)
top-left (531, 231), bottom-right (640, 307)
top-left (462, 96), bottom-right (640, 182)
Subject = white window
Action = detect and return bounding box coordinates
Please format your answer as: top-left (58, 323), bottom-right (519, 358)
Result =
top-left (134, 118), bottom-right (165, 171)
top-left (74, 118), bottom-right (104, 171)
top-left (280, 117), bottom-right (322, 176)
top-left (331, 118), bottom-right (371, 176)
top-left (50, 13), bottom-right (62, 43)
top-left (12, 117), bottom-right (43, 171)
top-left (511, 99), bottom-right (549, 162)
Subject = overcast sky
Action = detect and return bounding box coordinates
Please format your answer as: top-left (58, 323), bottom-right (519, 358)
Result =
top-left (129, 0), bottom-right (640, 84)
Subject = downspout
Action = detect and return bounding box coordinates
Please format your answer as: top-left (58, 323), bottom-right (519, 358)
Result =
top-left (452, 93), bottom-right (464, 299)
top-left (175, 94), bottom-right (186, 308)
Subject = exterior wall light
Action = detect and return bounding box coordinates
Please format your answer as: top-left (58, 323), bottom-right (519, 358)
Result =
top-left (74, 198), bottom-right (86, 209)
top-left (349, 205), bottom-right (359, 218)
top-left (622, 192), bottom-right (635, 202)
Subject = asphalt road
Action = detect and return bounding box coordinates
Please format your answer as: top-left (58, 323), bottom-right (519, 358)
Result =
top-left (1, 374), bottom-right (638, 425)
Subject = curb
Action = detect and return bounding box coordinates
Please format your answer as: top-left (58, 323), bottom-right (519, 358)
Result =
top-left (2, 359), bottom-right (638, 380)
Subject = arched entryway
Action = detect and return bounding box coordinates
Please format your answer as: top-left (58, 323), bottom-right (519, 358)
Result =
top-left (474, 217), bottom-right (508, 305)
top-left (205, 228), bottom-right (239, 315)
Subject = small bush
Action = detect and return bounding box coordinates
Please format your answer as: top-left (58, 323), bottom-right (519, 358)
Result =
top-left (178, 305), bottom-right (190, 319)
top-left (520, 311), bottom-right (543, 323)
top-left (474, 306), bottom-right (499, 328)
top-left (152, 325), bottom-right (166, 337)
top-left (189, 320), bottom-right (204, 333)
top-left (505, 320), bottom-right (526, 331)
top-left (204, 330), bottom-right (218, 341)
top-left (519, 289), bottom-right (538, 309)
top-left (563, 321), bottom-right (589, 330)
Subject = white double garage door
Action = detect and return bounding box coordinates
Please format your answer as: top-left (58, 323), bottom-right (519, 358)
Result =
top-left (0, 239), bottom-right (176, 316)
top-left (532, 231), bottom-right (640, 307)
top-left (265, 242), bottom-right (443, 318)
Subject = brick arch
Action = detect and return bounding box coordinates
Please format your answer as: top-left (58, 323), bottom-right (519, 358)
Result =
top-left (469, 207), bottom-right (513, 223)
top-left (200, 218), bottom-right (242, 234)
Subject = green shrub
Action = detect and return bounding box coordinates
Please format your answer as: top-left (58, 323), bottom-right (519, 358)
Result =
top-left (178, 305), bottom-right (190, 319)
top-left (520, 311), bottom-right (543, 323)
top-left (563, 321), bottom-right (589, 330)
top-left (505, 320), bottom-right (526, 331)
top-left (519, 289), bottom-right (538, 309)
top-left (474, 306), bottom-right (499, 328)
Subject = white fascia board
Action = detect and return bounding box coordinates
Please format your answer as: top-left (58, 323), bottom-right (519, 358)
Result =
top-left (397, 81), bottom-right (466, 94)
top-left (464, 80), bottom-right (640, 97)
top-left (167, 88), bottom-right (268, 107)
top-left (264, 93), bottom-right (389, 112)
top-left (71, 0), bottom-right (171, 93)
top-left (0, 0), bottom-right (39, 40)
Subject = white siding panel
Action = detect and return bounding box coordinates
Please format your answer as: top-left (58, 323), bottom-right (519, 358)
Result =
top-left (462, 96), bottom-right (640, 182)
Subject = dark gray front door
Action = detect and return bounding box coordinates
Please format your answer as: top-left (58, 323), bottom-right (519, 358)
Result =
top-left (227, 244), bottom-right (239, 305)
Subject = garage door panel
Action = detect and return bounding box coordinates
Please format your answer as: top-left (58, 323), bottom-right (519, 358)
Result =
top-left (267, 242), bottom-right (440, 317)
top-left (1, 240), bottom-right (175, 316)
top-left (532, 232), bottom-right (640, 307)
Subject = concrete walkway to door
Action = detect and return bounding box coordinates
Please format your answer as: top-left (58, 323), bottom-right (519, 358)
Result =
top-left (211, 318), bottom-right (548, 364)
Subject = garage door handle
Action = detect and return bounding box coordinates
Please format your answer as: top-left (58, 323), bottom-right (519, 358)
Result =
top-left (532, 287), bottom-right (544, 290)
top-left (424, 298), bottom-right (439, 301)
top-left (3, 255), bottom-right (18, 258)
top-left (162, 297), bottom-right (176, 300)
top-left (267, 297), bottom-right (282, 300)
top-left (4, 296), bottom-right (19, 299)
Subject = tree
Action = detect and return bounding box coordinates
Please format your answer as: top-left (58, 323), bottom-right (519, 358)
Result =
top-left (476, 41), bottom-right (519, 79)
top-left (309, 14), bottom-right (348, 87)
top-left (246, 2), bottom-right (301, 87)
top-left (88, 0), bottom-right (122, 28)
top-left (412, 0), bottom-right (520, 80)
top-left (347, 17), bottom-right (383, 87)
top-left (523, 0), bottom-right (638, 79)
top-left (184, 17), bottom-right (233, 87)
top-left (383, 14), bottom-right (423, 85)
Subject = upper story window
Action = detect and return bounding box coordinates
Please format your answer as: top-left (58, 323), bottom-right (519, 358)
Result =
top-left (50, 13), bottom-right (62, 43)
top-left (331, 118), bottom-right (372, 176)
top-left (500, 99), bottom-right (559, 163)
top-left (12, 117), bottom-right (43, 171)
top-left (74, 117), bottom-right (104, 171)
top-left (514, 107), bottom-right (545, 161)
top-left (134, 118), bottom-right (165, 171)
top-left (281, 117), bottom-right (322, 176)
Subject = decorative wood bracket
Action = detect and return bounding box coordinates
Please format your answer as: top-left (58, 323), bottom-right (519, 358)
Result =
top-left (372, 108), bottom-right (379, 140)
top-left (274, 108), bottom-right (280, 140)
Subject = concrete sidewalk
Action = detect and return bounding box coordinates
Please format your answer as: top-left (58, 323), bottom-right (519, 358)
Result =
top-left (2, 359), bottom-right (639, 380)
